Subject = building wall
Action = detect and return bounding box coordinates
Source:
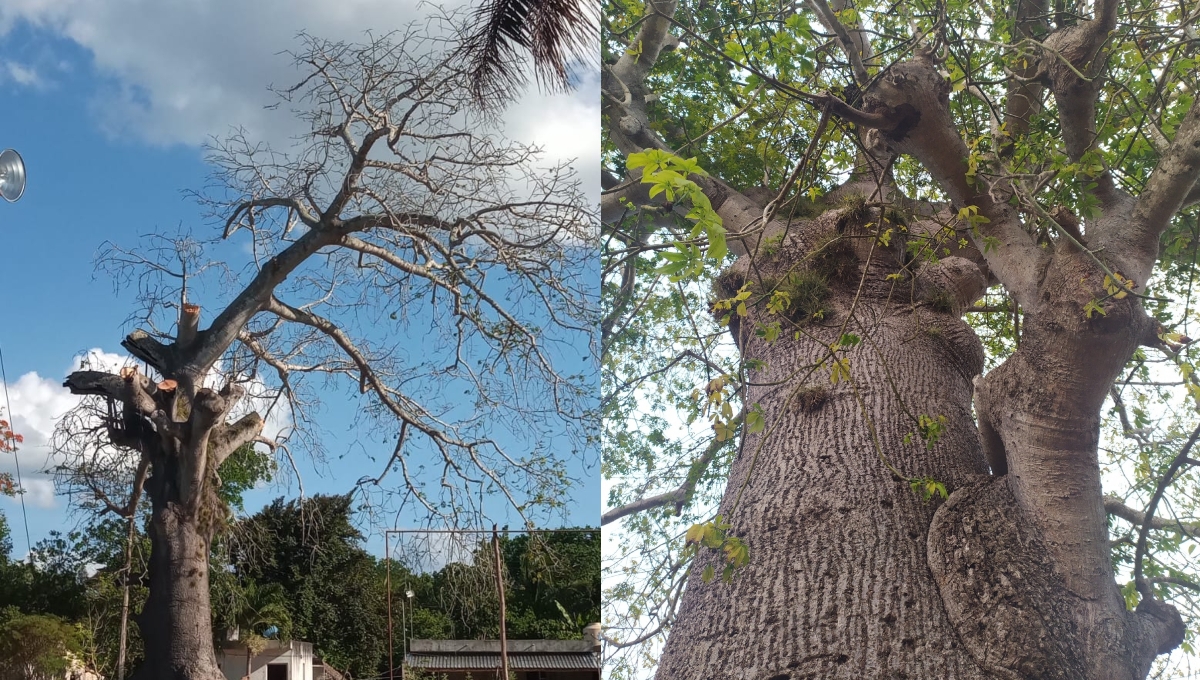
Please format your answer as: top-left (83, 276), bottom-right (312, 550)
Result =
top-left (216, 641), bottom-right (314, 680)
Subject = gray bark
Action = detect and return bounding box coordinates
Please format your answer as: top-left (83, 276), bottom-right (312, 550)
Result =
top-left (132, 481), bottom-right (225, 680)
top-left (656, 206), bottom-right (997, 679)
top-left (653, 197), bottom-right (1181, 679)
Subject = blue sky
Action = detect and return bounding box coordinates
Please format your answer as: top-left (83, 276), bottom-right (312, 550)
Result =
top-left (0, 1), bottom-right (599, 560)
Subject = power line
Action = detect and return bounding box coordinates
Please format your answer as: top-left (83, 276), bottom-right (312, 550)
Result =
top-left (0, 342), bottom-right (32, 561)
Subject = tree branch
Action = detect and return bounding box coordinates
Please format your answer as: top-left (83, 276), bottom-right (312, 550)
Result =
top-left (189, 221), bottom-right (345, 376)
top-left (602, 418), bottom-right (737, 525)
top-left (807, 0), bottom-right (870, 85)
top-left (1002, 0), bottom-right (1048, 144)
top-left (1130, 99), bottom-right (1200, 261)
top-left (856, 57), bottom-right (1048, 307)
top-left (1105, 494), bottom-right (1200, 539)
top-left (121, 330), bottom-right (173, 375)
top-left (211, 412), bottom-right (266, 466)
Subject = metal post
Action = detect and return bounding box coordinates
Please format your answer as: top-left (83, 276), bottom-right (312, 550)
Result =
top-left (116, 512), bottom-right (136, 680)
top-left (386, 532), bottom-right (394, 680)
top-left (492, 526), bottom-right (509, 680)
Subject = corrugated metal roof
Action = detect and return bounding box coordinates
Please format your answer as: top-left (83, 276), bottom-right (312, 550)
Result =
top-left (410, 639), bottom-right (594, 654)
top-left (405, 652), bottom-right (601, 670)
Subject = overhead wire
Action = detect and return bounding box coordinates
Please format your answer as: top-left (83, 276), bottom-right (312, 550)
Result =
top-left (0, 342), bottom-right (33, 561)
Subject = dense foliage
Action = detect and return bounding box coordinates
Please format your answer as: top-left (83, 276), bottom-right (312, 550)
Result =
top-left (0, 500), bottom-right (600, 677)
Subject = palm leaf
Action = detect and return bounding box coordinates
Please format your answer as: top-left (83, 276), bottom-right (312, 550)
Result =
top-left (462, 0), bottom-right (596, 104)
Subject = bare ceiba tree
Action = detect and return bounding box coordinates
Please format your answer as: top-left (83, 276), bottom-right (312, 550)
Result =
top-left (602, 0), bottom-right (1200, 677)
top-left (52, 22), bottom-right (594, 680)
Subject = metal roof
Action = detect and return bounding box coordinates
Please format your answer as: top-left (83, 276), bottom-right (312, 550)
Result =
top-left (409, 639), bottom-right (595, 654)
top-left (405, 652), bottom-right (601, 670)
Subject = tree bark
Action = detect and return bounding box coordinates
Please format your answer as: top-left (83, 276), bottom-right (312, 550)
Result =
top-left (656, 206), bottom-right (996, 678)
top-left (653, 200), bottom-right (1180, 679)
top-left (603, 0), bottom-right (1196, 674)
top-left (132, 456), bottom-right (225, 680)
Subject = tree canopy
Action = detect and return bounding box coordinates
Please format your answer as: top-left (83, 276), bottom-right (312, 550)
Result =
top-left (601, 0), bottom-right (1200, 676)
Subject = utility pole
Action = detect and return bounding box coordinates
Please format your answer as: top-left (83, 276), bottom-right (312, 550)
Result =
top-left (492, 526), bottom-right (509, 680)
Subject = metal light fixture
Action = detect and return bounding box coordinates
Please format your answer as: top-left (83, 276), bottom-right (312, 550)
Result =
top-left (0, 149), bottom-right (25, 203)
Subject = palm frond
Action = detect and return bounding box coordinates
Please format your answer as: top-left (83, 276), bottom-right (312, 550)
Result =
top-left (462, 0), bottom-right (597, 105)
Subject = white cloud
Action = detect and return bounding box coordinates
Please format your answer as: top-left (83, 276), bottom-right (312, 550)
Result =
top-left (2, 0), bottom-right (428, 146)
top-left (10, 477), bottom-right (54, 508)
top-left (1, 368), bottom-right (85, 486)
top-left (0, 0), bottom-right (597, 192)
top-left (0, 348), bottom-right (295, 506)
top-left (2, 60), bottom-right (42, 87)
top-left (391, 530), bottom-right (478, 573)
top-left (501, 71), bottom-right (600, 200)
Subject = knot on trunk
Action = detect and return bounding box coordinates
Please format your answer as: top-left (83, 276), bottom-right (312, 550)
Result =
top-left (915, 256), bottom-right (987, 315)
top-left (1133, 587), bottom-right (1186, 657)
top-left (929, 477), bottom-right (1180, 678)
top-left (927, 477), bottom-right (1088, 678)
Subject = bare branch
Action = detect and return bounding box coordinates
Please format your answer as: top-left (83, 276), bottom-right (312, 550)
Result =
top-left (1105, 494), bottom-right (1200, 539)
top-left (602, 420), bottom-right (737, 525)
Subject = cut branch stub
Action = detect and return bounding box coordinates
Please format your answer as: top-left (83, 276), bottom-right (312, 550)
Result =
top-left (121, 329), bottom-right (174, 375)
top-left (63, 371), bottom-right (129, 400)
top-left (178, 304), bottom-right (200, 349)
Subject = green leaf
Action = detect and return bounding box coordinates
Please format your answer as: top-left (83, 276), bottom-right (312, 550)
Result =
top-left (745, 405), bottom-right (766, 434)
top-left (829, 358), bottom-right (851, 384)
top-left (837, 333), bottom-right (861, 348)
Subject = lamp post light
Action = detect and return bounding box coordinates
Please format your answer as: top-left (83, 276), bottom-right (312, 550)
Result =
top-left (406, 588), bottom-right (415, 645)
top-left (0, 149), bottom-right (25, 203)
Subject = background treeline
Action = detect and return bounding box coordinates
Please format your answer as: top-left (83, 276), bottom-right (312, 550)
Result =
top-left (0, 489), bottom-right (599, 679)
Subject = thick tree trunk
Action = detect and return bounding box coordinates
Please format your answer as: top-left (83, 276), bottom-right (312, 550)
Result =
top-left (65, 346), bottom-right (262, 680)
top-left (653, 204), bottom-right (1178, 679)
top-left (132, 458), bottom-right (225, 680)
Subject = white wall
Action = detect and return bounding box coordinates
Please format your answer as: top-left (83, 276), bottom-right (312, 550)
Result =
top-left (216, 640), bottom-right (314, 680)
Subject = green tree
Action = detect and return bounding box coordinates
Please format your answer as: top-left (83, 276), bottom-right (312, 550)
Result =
top-left (0, 608), bottom-right (84, 680)
top-left (500, 531), bottom-right (600, 639)
top-left (388, 530), bottom-right (600, 645)
top-left (230, 496), bottom-right (386, 678)
top-left (602, 0), bottom-right (1200, 677)
top-left (0, 532), bottom-right (87, 622)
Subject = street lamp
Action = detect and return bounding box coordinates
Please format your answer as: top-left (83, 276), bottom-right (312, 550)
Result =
top-left (405, 588), bottom-right (415, 648)
top-left (0, 149), bottom-right (25, 203)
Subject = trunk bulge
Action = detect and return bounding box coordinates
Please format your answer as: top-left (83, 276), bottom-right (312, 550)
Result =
top-left (654, 200), bottom-right (1182, 679)
top-left (657, 204), bottom-right (996, 678)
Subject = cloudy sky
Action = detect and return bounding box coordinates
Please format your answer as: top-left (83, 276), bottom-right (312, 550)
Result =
top-left (0, 0), bottom-right (598, 558)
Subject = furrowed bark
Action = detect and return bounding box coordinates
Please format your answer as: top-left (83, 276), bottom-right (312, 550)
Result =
top-left (656, 206), bottom-right (997, 678)
top-left (132, 448), bottom-right (226, 680)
